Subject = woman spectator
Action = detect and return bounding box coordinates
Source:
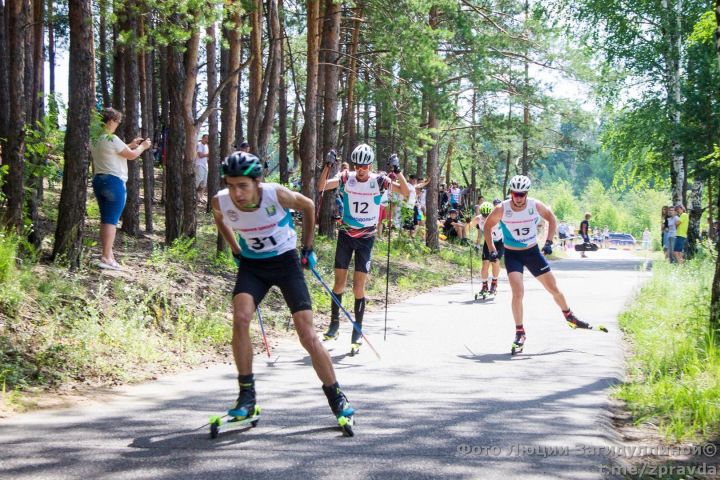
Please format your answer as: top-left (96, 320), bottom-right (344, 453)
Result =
top-left (90, 108), bottom-right (151, 270)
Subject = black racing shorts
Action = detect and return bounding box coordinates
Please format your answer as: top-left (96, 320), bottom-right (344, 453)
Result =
top-left (334, 230), bottom-right (375, 274)
top-left (233, 249), bottom-right (312, 313)
top-left (482, 240), bottom-right (505, 261)
top-left (504, 244), bottom-right (551, 277)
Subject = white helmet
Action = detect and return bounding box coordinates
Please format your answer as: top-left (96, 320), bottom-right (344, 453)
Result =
top-left (351, 143), bottom-right (374, 166)
top-left (509, 175), bottom-right (531, 192)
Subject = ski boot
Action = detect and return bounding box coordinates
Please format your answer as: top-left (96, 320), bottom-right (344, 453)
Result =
top-left (228, 376), bottom-right (260, 421)
top-left (565, 311), bottom-right (608, 333)
top-left (475, 282), bottom-right (489, 300)
top-left (349, 327), bottom-right (362, 356)
top-left (511, 330), bottom-right (526, 355)
top-left (322, 382), bottom-right (355, 437)
top-left (323, 319), bottom-right (340, 341)
top-left (210, 375), bottom-right (261, 438)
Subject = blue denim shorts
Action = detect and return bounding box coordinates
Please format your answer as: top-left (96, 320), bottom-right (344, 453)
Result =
top-left (92, 174), bottom-right (127, 225)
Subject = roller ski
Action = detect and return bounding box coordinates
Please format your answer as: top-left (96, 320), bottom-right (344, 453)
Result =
top-left (210, 375), bottom-right (260, 439)
top-left (349, 319), bottom-right (362, 356)
top-left (565, 311), bottom-right (608, 333)
top-left (323, 320), bottom-right (340, 341)
top-left (474, 282), bottom-right (494, 301)
top-left (323, 382), bottom-right (355, 437)
top-left (511, 330), bottom-right (526, 356)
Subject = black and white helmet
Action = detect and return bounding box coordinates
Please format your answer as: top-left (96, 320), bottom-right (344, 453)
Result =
top-left (509, 175), bottom-right (531, 192)
top-left (351, 143), bottom-right (374, 166)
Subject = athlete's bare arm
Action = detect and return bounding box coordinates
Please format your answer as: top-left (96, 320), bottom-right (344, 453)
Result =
top-left (536, 200), bottom-right (557, 242)
top-left (483, 205), bottom-right (504, 252)
top-left (392, 171), bottom-right (412, 199)
top-left (276, 185), bottom-right (316, 249)
top-left (211, 196), bottom-right (242, 254)
top-left (318, 164), bottom-right (340, 191)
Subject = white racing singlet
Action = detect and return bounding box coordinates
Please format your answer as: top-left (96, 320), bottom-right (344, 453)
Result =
top-left (476, 214), bottom-right (503, 242)
top-left (339, 172), bottom-right (385, 230)
top-left (499, 198), bottom-right (539, 249)
top-left (218, 183), bottom-right (297, 259)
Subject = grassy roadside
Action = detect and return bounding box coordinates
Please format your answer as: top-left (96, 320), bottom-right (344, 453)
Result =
top-left (0, 197), bottom-right (471, 414)
top-left (615, 249), bottom-right (720, 442)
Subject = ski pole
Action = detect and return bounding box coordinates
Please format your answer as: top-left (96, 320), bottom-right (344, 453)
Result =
top-left (469, 243), bottom-right (474, 296)
top-left (256, 308), bottom-right (272, 358)
top-left (384, 196), bottom-right (392, 341)
top-left (309, 265), bottom-right (381, 360)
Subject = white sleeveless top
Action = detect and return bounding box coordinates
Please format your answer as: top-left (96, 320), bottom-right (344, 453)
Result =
top-left (339, 172), bottom-right (385, 229)
top-left (217, 183), bottom-right (297, 259)
top-left (499, 198), bottom-right (539, 249)
top-left (475, 214), bottom-right (503, 242)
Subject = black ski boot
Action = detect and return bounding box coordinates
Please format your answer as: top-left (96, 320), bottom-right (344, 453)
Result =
top-left (322, 382), bottom-right (355, 436)
top-left (323, 320), bottom-right (340, 341)
top-left (228, 374), bottom-right (260, 419)
top-left (511, 330), bottom-right (526, 355)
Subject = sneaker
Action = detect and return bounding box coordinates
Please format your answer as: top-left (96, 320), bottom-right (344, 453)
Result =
top-left (98, 258), bottom-right (121, 270)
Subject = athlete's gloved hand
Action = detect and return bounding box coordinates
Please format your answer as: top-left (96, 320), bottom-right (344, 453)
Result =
top-left (489, 250), bottom-right (498, 263)
top-left (232, 251), bottom-right (242, 267)
top-left (325, 149), bottom-right (337, 166)
top-left (542, 240), bottom-right (553, 255)
top-left (387, 154), bottom-right (401, 174)
top-left (300, 247), bottom-right (317, 269)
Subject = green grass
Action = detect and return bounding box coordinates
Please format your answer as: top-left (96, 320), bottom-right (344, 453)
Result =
top-left (615, 252), bottom-right (720, 441)
top-left (0, 231), bottom-right (232, 400)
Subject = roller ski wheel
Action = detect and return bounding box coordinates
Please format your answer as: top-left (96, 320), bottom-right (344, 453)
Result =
top-left (323, 320), bottom-right (340, 341)
top-left (349, 342), bottom-right (362, 357)
top-left (511, 332), bottom-right (526, 356)
top-left (209, 405), bottom-right (261, 439)
top-left (338, 414), bottom-right (354, 437)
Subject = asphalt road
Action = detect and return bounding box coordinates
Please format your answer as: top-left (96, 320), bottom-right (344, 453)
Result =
top-left (0, 250), bottom-right (651, 480)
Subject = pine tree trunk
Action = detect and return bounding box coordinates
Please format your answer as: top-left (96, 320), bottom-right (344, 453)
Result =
top-left (158, 44), bottom-right (168, 205)
top-left (220, 8), bottom-right (241, 159)
top-left (138, 15), bottom-right (154, 233)
top-left (98, 0), bottom-right (110, 107)
top-left (257, 0), bottom-right (282, 164)
top-left (425, 6), bottom-right (440, 251)
top-left (247, 0), bottom-right (263, 152)
top-left (2, 0), bottom-right (26, 233)
top-left (52, 0), bottom-right (94, 267)
top-left (47, 0), bottom-right (58, 121)
top-left (165, 42), bottom-right (185, 245)
top-left (0, 0), bottom-right (8, 150)
top-left (299, 0), bottom-right (320, 200)
top-left (111, 27), bottom-right (124, 108)
top-left (206, 22), bottom-right (220, 213)
top-left (26, 0), bottom-right (45, 246)
top-left (121, 5), bottom-right (141, 236)
top-left (278, 3), bottom-right (289, 184)
top-left (318, 0), bottom-right (340, 237)
top-left (181, 29), bottom-right (201, 239)
top-left (342, 6), bottom-right (361, 166)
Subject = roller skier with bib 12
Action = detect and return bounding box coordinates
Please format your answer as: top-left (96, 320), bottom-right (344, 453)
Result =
top-left (317, 144), bottom-right (410, 356)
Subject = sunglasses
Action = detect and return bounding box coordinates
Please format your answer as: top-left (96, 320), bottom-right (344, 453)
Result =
top-left (354, 164), bottom-right (370, 170)
top-left (511, 191), bottom-right (528, 198)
